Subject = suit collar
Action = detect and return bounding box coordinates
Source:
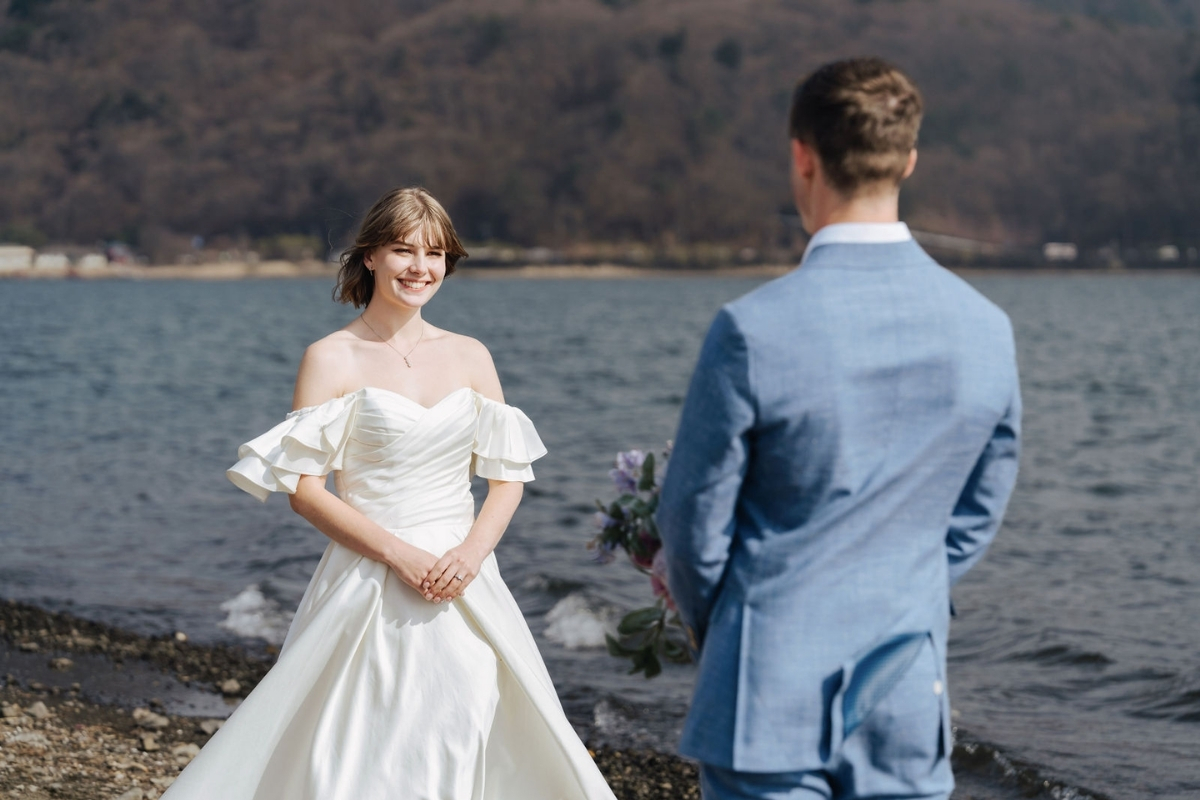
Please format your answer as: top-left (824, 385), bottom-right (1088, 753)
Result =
top-left (800, 222), bottom-right (912, 266)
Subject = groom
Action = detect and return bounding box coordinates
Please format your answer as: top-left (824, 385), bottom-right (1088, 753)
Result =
top-left (657, 58), bottom-right (1021, 800)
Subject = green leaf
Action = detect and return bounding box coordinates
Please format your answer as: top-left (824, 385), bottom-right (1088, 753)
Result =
top-left (661, 638), bottom-right (690, 663)
top-left (605, 633), bottom-right (638, 657)
top-left (638, 452), bottom-right (656, 492)
top-left (640, 647), bottom-right (663, 678)
top-left (628, 645), bottom-right (653, 675)
top-left (644, 655), bottom-right (662, 678)
top-left (618, 606), bottom-right (664, 635)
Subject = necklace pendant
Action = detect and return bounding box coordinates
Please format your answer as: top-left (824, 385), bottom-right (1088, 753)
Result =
top-left (403, 356), bottom-right (412, 368)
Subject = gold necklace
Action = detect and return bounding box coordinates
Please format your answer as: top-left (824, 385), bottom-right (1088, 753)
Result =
top-left (360, 315), bottom-right (425, 368)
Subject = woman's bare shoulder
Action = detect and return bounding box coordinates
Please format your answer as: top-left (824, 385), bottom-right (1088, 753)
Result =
top-left (427, 328), bottom-right (501, 400)
top-left (305, 328), bottom-right (362, 358)
top-left (294, 330), bottom-right (362, 408)
top-left (443, 329), bottom-right (492, 357)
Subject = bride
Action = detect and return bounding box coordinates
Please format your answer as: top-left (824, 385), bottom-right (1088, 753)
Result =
top-left (164, 187), bottom-right (617, 800)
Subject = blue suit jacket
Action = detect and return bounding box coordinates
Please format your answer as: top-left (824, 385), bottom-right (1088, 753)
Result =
top-left (657, 240), bottom-right (1021, 772)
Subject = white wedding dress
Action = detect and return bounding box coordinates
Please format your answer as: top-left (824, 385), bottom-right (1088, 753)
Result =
top-left (164, 386), bottom-right (616, 800)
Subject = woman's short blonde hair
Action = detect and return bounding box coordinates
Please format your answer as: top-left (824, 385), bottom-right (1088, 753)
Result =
top-left (334, 187), bottom-right (469, 308)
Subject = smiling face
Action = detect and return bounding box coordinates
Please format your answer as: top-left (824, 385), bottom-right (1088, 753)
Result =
top-left (363, 228), bottom-right (447, 311)
top-left (334, 187), bottom-right (469, 309)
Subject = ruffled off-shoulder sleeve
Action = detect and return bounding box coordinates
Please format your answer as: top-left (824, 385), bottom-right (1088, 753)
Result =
top-left (473, 396), bottom-right (548, 482)
top-left (226, 393), bottom-right (359, 502)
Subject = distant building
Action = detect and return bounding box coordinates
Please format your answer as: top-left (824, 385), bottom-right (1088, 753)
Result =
top-left (0, 245), bottom-right (34, 272)
top-left (1156, 245), bottom-right (1180, 262)
top-left (34, 253), bottom-right (69, 269)
top-left (78, 253), bottom-right (108, 270)
top-left (1042, 242), bottom-right (1078, 262)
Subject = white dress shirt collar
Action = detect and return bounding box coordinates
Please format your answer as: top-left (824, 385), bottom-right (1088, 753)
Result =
top-left (800, 222), bottom-right (912, 265)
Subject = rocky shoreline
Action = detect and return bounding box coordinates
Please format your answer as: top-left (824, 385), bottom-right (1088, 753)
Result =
top-left (0, 601), bottom-right (270, 701)
top-left (0, 600), bottom-right (1081, 800)
top-left (0, 681), bottom-right (702, 800)
top-left (1, 684), bottom-right (209, 800)
top-left (0, 600), bottom-right (701, 799)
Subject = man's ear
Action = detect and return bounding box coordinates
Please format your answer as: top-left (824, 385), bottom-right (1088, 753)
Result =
top-left (902, 148), bottom-right (918, 180)
top-left (791, 138), bottom-right (817, 180)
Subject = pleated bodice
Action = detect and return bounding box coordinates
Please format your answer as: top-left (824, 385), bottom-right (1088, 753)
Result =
top-left (226, 386), bottom-right (546, 532)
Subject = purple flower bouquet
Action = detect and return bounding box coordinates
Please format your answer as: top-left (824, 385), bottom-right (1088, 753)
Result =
top-left (589, 447), bottom-right (691, 677)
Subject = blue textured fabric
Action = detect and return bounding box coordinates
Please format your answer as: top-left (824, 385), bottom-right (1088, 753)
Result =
top-left (700, 764), bottom-right (831, 799)
top-left (698, 636), bottom-right (954, 799)
top-left (840, 633), bottom-right (928, 740)
top-left (657, 240), bottom-right (1021, 775)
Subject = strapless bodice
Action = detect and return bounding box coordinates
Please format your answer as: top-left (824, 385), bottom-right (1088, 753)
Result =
top-left (226, 386), bottom-right (546, 531)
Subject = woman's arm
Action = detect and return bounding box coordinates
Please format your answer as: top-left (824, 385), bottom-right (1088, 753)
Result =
top-left (423, 479), bottom-right (523, 602)
top-left (423, 339), bottom-right (524, 602)
top-left (289, 476), bottom-right (440, 593)
top-left (288, 338), bottom-right (440, 594)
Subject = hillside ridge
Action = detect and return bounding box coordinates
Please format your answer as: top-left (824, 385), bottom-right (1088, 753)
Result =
top-left (0, 0), bottom-right (1197, 260)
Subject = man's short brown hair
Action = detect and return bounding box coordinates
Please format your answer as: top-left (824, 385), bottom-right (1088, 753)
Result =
top-left (788, 58), bottom-right (924, 194)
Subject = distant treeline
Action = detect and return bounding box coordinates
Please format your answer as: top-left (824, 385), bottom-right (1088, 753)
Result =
top-left (0, 0), bottom-right (1199, 262)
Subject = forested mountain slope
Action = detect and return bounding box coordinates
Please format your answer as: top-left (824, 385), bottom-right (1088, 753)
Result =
top-left (0, 0), bottom-right (1196, 256)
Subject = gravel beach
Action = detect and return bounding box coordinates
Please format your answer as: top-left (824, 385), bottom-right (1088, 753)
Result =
top-left (0, 600), bottom-right (1065, 800)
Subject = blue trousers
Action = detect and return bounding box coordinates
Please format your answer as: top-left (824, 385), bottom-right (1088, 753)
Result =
top-left (699, 640), bottom-right (953, 800)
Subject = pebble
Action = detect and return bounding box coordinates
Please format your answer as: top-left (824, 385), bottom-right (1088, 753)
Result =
top-left (1, 702), bottom-right (22, 718)
top-left (132, 707), bottom-right (171, 729)
top-left (171, 742), bottom-right (201, 764)
top-left (26, 701), bottom-right (51, 719)
top-left (174, 631), bottom-right (188, 642)
top-left (198, 718), bottom-right (225, 735)
top-left (17, 641), bottom-right (39, 652)
top-left (140, 733), bottom-right (161, 752)
top-left (219, 678), bottom-right (241, 695)
top-left (49, 656), bottom-right (74, 671)
top-left (9, 731), bottom-right (50, 747)
top-left (115, 788), bottom-right (145, 800)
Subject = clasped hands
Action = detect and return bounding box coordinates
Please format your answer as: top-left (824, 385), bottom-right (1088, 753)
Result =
top-left (393, 543), bottom-right (485, 604)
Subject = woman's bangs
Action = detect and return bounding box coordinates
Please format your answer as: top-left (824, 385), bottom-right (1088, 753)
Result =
top-left (391, 215), bottom-right (451, 251)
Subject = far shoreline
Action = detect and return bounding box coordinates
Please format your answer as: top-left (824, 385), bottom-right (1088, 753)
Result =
top-left (2, 261), bottom-right (1199, 282)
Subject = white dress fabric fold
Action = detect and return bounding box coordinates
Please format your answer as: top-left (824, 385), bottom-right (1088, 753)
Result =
top-left (166, 387), bottom-right (615, 800)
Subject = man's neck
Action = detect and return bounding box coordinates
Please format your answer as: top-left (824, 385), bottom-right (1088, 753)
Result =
top-left (807, 189), bottom-right (901, 235)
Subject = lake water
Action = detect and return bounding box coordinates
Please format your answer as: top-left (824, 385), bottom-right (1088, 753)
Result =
top-left (1, 273), bottom-right (1197, 799)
